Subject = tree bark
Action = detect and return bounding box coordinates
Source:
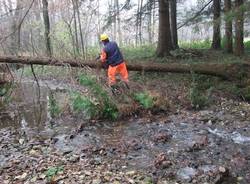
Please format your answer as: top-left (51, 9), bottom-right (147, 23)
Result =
top-left (170, 0), bottom-right (179, 49)
top-left (136, 0), bottom-right (140, 46)
top-left (115, 0), bottom-right (122, 45)
top-left (234, 0), bottom-right (244, 56)
top-left (152, 0), bottom-right (156, 43)
top-left (147, 0), bottom-right (153, 44)
top-left (11, 0), bottom-right (23, 55)
top-left (1, 56), bottom-right (250, 81)
top-left (156, 0), bottom-right (173, 57)
top-left (42, 0), bottom-right (52, 57)
top-left (211, 0), bottom-right (221, 49)
top-left (224, 0), bottom-right (233, 53)
top-left (139, 0), bottom-right (143, 45)
top-left (112, 0), bottom-right (117, 41)
top-left (75, 0), bottom-right (85, 57)
top-left (72, 0), bottom-right (80, 56)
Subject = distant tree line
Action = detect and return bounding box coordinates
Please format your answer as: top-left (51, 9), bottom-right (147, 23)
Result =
top-left (157, 0), bottom-right (248, 57)
top-left (0, 0), bottom-right (248, 58)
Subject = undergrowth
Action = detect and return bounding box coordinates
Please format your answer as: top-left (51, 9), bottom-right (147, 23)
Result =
top-left (189, 73), bottom-right (213, 109)
top-left (134, 92), bottom-right (154, 109)
top-left (71, 74), bottom-right (118, 120)
top-left (48, 92), bottom-right (61, 118)
top-left (0, 83), bottom-right (13, 107)
top-left (45, 166), bottom-right (64, 182)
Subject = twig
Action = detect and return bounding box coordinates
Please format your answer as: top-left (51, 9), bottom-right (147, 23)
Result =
top-left (5, 64), bottom-right (14, 81)
top-left (30, 64), bottom-right (40, 93)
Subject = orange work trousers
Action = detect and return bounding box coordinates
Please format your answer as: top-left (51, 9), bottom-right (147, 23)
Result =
top-left (108, 62), bottom-right (128, 86)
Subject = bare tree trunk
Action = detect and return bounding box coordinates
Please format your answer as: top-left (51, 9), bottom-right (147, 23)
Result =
top-left (170, 0), bottom-right (178, 49)
top-left (72, 0), bottom-right (79, 56)
top-left (147, 0), bottom-right (153, 43)
top-left (139, 0), bottom-right (144, 45)
top-left (136, 0), bottom-right (140, 46)
top-left (156, 0), bottom-right (173, 57)
top-left (34, 0), bottom-right (41, 21)
top-left (211, 0), bottom-right (221, 49)
top-left (115, 0), bottom-right (122, 45)
top-left (42, 0), bottom-right (52, 57)
top-left (234, 0), bottom-right (244, 56)
top-left (225, 0), bottom-right (233, 53)
top-left (97, 0), bottom-right (101, 35)
top-left (72, 0), bottom-right (80, 56)
top-left (152, 0), bottom-right (156, 43)
top-left (11, 0), bottom-right (23, 55)
top-left (75, 0), bottom-right (85, 57)
top-left (112, 0), bottom-right (117, 40)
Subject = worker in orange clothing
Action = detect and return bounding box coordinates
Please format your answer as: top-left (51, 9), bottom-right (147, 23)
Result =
top-left (99, 34), bottom-right (129, 90)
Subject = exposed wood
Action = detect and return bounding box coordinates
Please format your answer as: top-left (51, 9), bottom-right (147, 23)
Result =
top-left (0, 56), bottom-right (250, 81)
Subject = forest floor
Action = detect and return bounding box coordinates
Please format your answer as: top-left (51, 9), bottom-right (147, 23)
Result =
top-left (0, 50), bottom-right (250, 184)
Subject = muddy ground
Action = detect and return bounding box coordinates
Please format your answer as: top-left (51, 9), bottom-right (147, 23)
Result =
top-left (0, 70), bottom-right (250, 184)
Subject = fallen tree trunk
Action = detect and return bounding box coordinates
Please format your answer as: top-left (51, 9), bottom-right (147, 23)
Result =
top-left (0, 56), bottom-right (250, 81)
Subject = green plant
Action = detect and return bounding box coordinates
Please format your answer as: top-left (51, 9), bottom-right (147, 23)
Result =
top-left (180, 39), bottom-right (211, 49)
top-left (45, 166), bottom-right (64, 181)
top-left (71, 92), bottom-right (99, 119)
top-left (134, 92), bottom-right (154, 109)
top-left (241, 86), bottom-right (250, 101)
top-left (189, 73), bottom-right (211, 109)
top-left (73, 74), bottom-right (118, 120)
top-left (245, 41), bottom-right (250, 50)
top-left (0, 83), bottom-right (13, 107)
top-left (121, 45), bottom-right (156, 60)
top-left (48, 92), bottom-right (61, 118)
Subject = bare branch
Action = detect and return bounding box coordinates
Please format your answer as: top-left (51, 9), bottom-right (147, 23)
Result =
top-left (177, 0), bottom-right (213, 30)
top-left (0, 0), bottom-right (35, 44)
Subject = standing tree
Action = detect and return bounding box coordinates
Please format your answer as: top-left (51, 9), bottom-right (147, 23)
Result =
top-left (211, 0), bottom-right (221, 49)
top-left (147, 0), bottom-right (153, 44)
top-left (11, 0), bottom-right (23, 55)
top-left (75, 0), bottom-right (85, 57)
top-left (234, 0), bottom-right (244, 56)
top-left (224, 0), bottom-right (233, 53)
top-left (42, 0), bottom-right (52, 57)
top-left (72, 0), bottom-right (80, 56)
top-left (136, 0), bottom-right (143, 46)
top-left (170, 0), bottom-right (179, 49)
top-left (156, 0), bottom-right (173, 57)
top-left (139, 0), bottom-right (144, 45)
top-left (115, 0), bottom-right (122, 45)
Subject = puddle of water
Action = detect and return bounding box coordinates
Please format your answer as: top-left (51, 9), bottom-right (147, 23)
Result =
top-left (0, 81), bottom-right (70, 138)
top-left (208, 128), bottom-right (250, 145)
top-left (177, 167), bottom-right (198, 182)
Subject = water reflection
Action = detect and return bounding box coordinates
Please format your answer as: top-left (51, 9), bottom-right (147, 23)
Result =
top-left (0, 82), bottom-right (66, 132)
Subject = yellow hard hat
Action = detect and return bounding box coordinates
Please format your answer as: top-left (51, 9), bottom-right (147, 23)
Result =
top-left (100, 34), bottom-right (109, 41)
